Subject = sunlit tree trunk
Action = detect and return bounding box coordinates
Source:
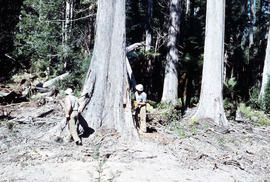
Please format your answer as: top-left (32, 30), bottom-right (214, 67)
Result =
top-left (186, 0), bottom-right (190, 15)
top-left (64, 0), bottom-right (73, 44)
top-left (249, 0), bottom-right (255, 48)
top-left (259, 26), bottom-right (270, 98)
top-left (161, 0), bottom-right (181, 105)
top-left (82, 0), bottom-right (138, 139)
top-left (194, 0), bottom-right (228, 126)
top-left (145, 0), bottom-right (153, 52)
top-left (62, 0), bottom-right (74, 68)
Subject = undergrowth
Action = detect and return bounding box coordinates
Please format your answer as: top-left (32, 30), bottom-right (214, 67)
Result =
top-left (238, 103), bottom-right (270, 127)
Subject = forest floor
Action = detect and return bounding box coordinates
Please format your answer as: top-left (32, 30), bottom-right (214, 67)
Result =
top-left (0, 95), bottom-right (270, 182)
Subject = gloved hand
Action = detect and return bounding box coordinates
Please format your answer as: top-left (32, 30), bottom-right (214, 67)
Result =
top-left (66, 115), bottom-right (70, 122)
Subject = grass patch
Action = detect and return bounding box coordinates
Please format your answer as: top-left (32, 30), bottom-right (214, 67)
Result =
top-left (1, 121), bottom-right (15, 130)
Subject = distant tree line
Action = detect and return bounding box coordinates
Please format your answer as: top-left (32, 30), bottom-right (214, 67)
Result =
top-left (0, 0), bottom-right (269, 117)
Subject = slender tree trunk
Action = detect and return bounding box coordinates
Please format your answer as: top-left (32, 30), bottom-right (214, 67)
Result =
top-left (64, 0), bottom-right (73, 44)
top-left (161, 0), bottom-right (181, 105)
top-left (145, 0), bottom-right (154, 97)
top-left (82, 0), bottom-right (138, 139)
top-left (224, 51), bottom-right (228, 82)
top-left (186, 0), bottom-right (190, 15)
top-left (62, 0), bottom-right (74, 69)
top-left (194, 0), bottom-right (228, 126)
top-left (249, 0), bottom-right (255, 48)
top-left (145, 0), bottom-right (153, 52)
top-left (259, 26), bottom-right (270, 98)
top-left (39, 0), bottom-right (43, 21)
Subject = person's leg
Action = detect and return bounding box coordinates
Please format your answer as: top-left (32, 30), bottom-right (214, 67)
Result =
top-left (69, 111), bottom-right (81, 143)
top-left (134, 107), bottom-right (140, 129)
top-left (139, 106), bottom-right (147, 133)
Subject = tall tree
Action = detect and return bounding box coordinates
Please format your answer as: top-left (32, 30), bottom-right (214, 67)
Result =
top-left (82, 0), bottom-right (138, 138)
top-left (145, 0), bottom-right (153, 52)
top-left (259, 25), bottom-right (270, 98)
top-left (161, 0), bottom-right (181, 105)
top-left (194, 0), bottom-right (228, 125)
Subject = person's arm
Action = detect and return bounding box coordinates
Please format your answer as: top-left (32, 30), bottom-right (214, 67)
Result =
top-left (79, 99), bottom-right (87, 113)
top-left (65, 96), bottom-right (72, 120)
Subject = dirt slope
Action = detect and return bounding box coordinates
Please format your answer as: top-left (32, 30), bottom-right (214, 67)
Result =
top-left (0, 100), bottom-right (270, 182)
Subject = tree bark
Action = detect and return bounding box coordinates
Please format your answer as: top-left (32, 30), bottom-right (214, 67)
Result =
top-left (82, 0), bottom-right (138, 139)
top-left (161, 0), bottom-right (181, 105)
top-left (194, 0), bottom-right (228, 126)
top-left (259, 26), bottom-right (270, 98)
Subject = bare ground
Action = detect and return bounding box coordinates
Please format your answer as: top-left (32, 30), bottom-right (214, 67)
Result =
top-left (0, 98), bottom-right (270, 182)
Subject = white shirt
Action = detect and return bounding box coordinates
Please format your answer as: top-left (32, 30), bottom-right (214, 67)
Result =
top-left (135, 91), bottom-right (147, 103)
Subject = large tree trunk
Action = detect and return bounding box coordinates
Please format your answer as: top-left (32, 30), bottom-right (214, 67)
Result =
top-left (194, 0), bottom-right (228, 126)
top-left (161, 0), bottom-right (181, 105)
top-left (259, 26), bottom-right (270, 98)
top-left (82, 0), bottom-right (138, 139)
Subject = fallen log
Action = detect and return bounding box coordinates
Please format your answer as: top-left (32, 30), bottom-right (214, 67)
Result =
top-left (34, 87), bottom-right (50, 93)
top-left (126, 42), bottom-right (145, 52)
top-left (43, 72), bottom-right (69, 88)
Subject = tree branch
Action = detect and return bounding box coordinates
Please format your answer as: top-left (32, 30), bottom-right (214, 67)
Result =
top-left (43, 14), bottom-right (96, 23)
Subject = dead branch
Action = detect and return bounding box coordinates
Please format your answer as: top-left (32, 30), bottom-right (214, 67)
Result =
top-left (43, 14), bottom-right (96, 23)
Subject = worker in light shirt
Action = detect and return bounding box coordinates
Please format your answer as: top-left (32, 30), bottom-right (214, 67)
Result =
top-left (134, 84), bottom-right (147, 133)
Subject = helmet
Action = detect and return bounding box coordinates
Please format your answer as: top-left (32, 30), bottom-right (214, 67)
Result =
top-left (64, 88), bottom-right (73, 95)
top-left (136, 84), bottom-right (144, 92)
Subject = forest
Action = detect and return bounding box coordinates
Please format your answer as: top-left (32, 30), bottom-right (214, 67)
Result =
top-left (0, 0), bottom-right (270, 181)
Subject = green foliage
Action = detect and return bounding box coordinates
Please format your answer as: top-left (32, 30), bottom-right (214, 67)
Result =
top-left (156, 102), bottom-right (181, 123)
top-left (249, 77), bottom-right (270, 114)
top-left (189, 96), bottom-right (199, 107)
top-left (224, 77), bottom-right (237, 94)
top-left (248, 86), bottom-right (263, 110)
top-left (223, 77), bottom-right (238, 118)
top-left (14, 0), bottom-right (64, 74)
top-left (238, 103), bottom-right (270, 127)
top-left (176, 127), bottom-right (187, 139)
top-left (238, 103), bottom-right (254, 118)
top-left (6, 121), bottom-right (15, 130)
top-left (54, 56), bottom-right (91, 92)
top-left (223, 98), bottom-right (234, 111)
top-left (13, 0), bottom-right (95, 91)
top-left (223, 98), bottom-right (234, 118)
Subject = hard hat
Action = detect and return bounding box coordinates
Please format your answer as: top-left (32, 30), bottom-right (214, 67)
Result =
top-left (64, 88), bottom-right (73, 95)
top-left (136, 84), bottom-right (144, 92)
